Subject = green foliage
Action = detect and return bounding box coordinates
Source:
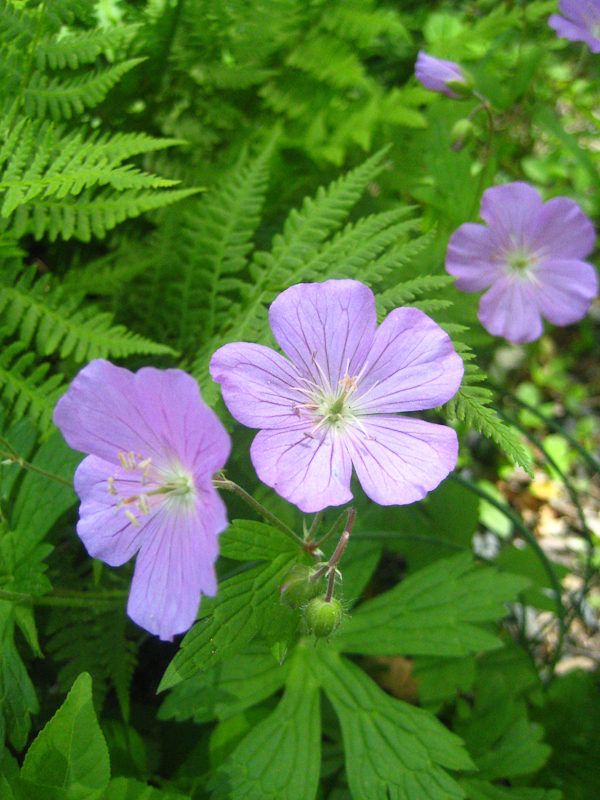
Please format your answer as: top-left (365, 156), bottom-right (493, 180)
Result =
top-left (0, 431), bottom-right (78, 747)
top-left (159, 644), bottom-right (288, 725)
top-left (0, 1), bottom-right (595, 797)
top-left (210, 648), bottom-right (321, 799)
top-left (0, 119), bottom-right (197, 241)
top-left (445, 336), bottom-right (535, 475)
top-left (0, 266), bottom-right (174, 362)
top-left (335, 552), bottom-right (530, 657)
top-left (316, 648), bottom-right (473, 799)
top-left (45, 603), bottom-right (138, 721)
top-left (19, 672), bottom-right (110, 800)
top-left (159, 523), bottom-right (303, 690)
top-left (0, 334), bottom-right (64, 433)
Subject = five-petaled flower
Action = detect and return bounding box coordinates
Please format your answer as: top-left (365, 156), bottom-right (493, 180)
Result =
top-left (446, 182), bottom-right (598, 344)
top-left (415, 50), bottom-right (470, 98)
top-left (53, 360), bottom-right (231, 641)
top-left (210, 280), bottom-right (463, 513)
top-left (549, 0), bottom-right (600, 53)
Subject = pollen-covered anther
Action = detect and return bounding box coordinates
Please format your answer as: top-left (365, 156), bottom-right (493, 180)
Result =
top-left (138, 457), bottom-right (152, 483)
top-left (124, 509), bottom-right (140, 527)
top-left (117, 450), bottom-right (137, 470)
top-left (338, 373), bottom-right (359, 394)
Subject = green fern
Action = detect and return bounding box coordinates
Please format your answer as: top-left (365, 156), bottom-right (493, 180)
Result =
top-left (377, 274), bottom-right (454, 315)
top-left (0, 266), bottom-right (175, 362)
top-left (191, 147), bottom-right (391, 388)
top-left (445, 334), bottom-right (534, 475)
top-left (24, 58), bottom-right (145, 121)
top-left (0, 335), bottom-right (64, 434)
top-left (286, 33), bottom-right (369, 90)
top-left (0, 118), bottom-right (199, 240)
top-left (35, 24), bottom-right (140, 70)
top-left (15, 185), bottom-right (199, 242)
top-left (321, 0), bottom-right (409, 47)
top-left (45, 603), bottom-right (138, 720)
top-left (0, 121), bottom-right (184, 213)
top-left (166, 139), bottom-right (274, 353)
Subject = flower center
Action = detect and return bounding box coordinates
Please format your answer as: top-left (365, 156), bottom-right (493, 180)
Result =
top-left (505, 248), bottom-right (536, 276)
top-left (108, 451), bottom-right (196, 526)
top-left (292, 363), bottom-right (363, 432)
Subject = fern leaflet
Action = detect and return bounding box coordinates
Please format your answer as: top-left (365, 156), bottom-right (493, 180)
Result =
top-left (0, 266), bottom-right (175, 362)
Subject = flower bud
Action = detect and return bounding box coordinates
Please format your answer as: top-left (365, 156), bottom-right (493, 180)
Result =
top-left (280, 564), bottom-right (322, 608)
top-left (450, 118), bottom-right (474, 151)
top-left (304, 597), bottom-right (344, 638)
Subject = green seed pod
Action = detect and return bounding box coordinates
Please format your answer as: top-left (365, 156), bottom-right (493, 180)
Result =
top-left (305, 597), bottom-right (344, 638)
top-left (280, 564), bottom-right (322, 608)
top-left (450, 118), bottom-right (474, 151)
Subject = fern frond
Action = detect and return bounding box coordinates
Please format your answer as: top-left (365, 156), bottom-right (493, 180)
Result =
top-left (0, 124), bottom-right (183, 215)
top-left (270, 146), bottom-right (390, 271)
top-left (377, 275), bottom-right (454, 315)
top-left (0, 267), bottom-right (175, 362)
top-left (35, 24), bottom-right (140, 70)
top-left (192, 148), bottom-right (390, 386)
top-left (0, 336), bottom-right (63, 434)
top-left (286, 33), bottom-right (369, 89)
top-left (46, 603), bottom-right (138, 720)
top-left (445, 338), bottom-right (534, 475)
top-left (295, 209), bottom-right (416, 284)
top-left (321, 1), bottom-right (408, 47)
top-left (24, 58), bottom-right (145, 121)
top-left (172, 140), bottom-right (275, 352)
top-left (20, 186), bottom-right (199, 241)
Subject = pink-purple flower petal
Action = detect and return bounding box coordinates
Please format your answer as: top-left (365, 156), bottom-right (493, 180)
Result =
top-left (478, 278), bottom-right (543, 344)
top-left (535, 259), bottom-right (599, 325)
top-left (268, 280), bottom-right (376, 388)
top-left (250, 424), bottom-right (353, 513)
top-left (549, 1), bottom-right (600, 52)
top-left (209, 342), bottom-right (303, 429)
top-left (53, 360), bottom-right (165, 463)
top-left (529, 197), bottom-right (596, 260)
top-left (132, 367), bottom-right (231, 474)
top-left (354, 308), bottom-right (464, 413)
top-left (344, 416), bottom-right (459, 506)
top-left (446, 223), bottom-right (505, 291)
top-left (74, 455), bottom-right (149, 566)
top-left (213, 280), bottom-right (462, 512)
top-left (127, 491), bottom-right (225, 641)
top-left (480, 182), bottom-right (544, 242)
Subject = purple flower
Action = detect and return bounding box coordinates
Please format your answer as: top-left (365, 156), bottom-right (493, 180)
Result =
top-left (415, 50), bottom-right (470, 98)
top-left (53, 360), bottom-right (231, 641)
top-left (549, 0), bottom-right (600, 53)
top-left (446, 182), bottom-right (598, 344)
top-left (210, 280), bottom-right (463, 513)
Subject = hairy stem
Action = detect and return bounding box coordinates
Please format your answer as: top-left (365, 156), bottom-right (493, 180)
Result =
top-left (0, 438), bottom-right (73, 488)
top-left (213, 476), bottom-right (303, 547)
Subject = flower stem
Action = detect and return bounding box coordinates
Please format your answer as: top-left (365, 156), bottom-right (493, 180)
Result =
top-left (309, 507), bottom-right (353, 552)
top-left (310, 508), bottom-right (356, 597)
top-left (469, 91), bottom-right (495, 217)
top-left (0, 588), bottom-right (126, 608)
top-left (0, 437), bottom-right (73, 488)
top-left (213, 476), bottom-right (304, 547)
top-left (305, 511), bottom-right (323, 541)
